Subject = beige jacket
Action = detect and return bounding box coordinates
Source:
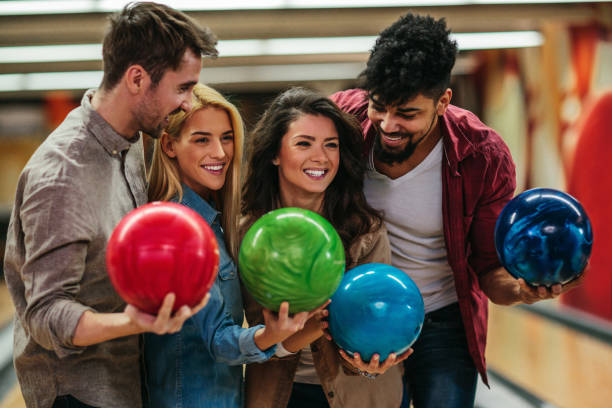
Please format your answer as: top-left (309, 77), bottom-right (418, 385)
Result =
top-left (240, 218), bottom-right (403, 408)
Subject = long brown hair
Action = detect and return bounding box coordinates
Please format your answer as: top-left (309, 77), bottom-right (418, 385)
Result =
top-left (242, 87), bottom-right (382, 265)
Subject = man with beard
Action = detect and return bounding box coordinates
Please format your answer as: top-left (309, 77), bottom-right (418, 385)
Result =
top-left (331, 13), bottom-right (580, 408)
top-left (4, 3), bottom-right (217, 407)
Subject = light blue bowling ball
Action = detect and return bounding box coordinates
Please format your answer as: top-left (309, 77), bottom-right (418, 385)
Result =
top-left (328, 263), bottom-right (424, 362)
top-left (494, 188), bottom-right (593, 287)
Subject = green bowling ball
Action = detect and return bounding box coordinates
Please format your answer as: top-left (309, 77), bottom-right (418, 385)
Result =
top-left (239, 207), bottom-right (345, 313)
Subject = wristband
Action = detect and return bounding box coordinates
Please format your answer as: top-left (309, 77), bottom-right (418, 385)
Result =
top-left (357, 368), bottom-right (379, 379)
top-left (274, 342), bottom-right (296, 358)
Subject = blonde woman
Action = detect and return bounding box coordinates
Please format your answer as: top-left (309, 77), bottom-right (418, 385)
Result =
top-left (144, 84), bottom-right (319, 408)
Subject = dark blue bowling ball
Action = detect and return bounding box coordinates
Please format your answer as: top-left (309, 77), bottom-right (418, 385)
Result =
top-left (328, 263), bottom-right (424, 362)
top-left (494, 188), bottom-right (593, 287)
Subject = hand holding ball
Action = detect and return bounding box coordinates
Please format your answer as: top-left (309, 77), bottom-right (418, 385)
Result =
top-left (239, 208), bottom-right (345, 313)
top-left (495, 188), bottom-right (593, 287)
top-left (106, 202), bottom-right (219, 314)
top-left (328, 263), bottom-right (424, 362)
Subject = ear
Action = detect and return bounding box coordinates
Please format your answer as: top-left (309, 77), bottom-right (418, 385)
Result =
top-left (436, 88), bottom-right (452, 116)
top-left (124, 64), bottom-right (149, 95)
top-left (160, 131), bottom-right (177, 158)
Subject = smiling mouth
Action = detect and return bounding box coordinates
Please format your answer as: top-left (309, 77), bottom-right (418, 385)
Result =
top-left (382, 133), bottom-right (403, 141)
top-left (304, 169), bottom-right (328, 179)
top-left (381, 133), bottom-right (409, 147)
top-left (202, 163), bottom-right (225, 174)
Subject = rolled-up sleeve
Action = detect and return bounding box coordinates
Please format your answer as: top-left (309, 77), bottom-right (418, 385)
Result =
top-left (195, 284), bottom-right (275, 366)
top-left (19, 180), bottom-right (95, 357)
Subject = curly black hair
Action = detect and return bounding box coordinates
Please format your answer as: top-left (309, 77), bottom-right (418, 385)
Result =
top-left (361, 13), bottom-right (458, 105)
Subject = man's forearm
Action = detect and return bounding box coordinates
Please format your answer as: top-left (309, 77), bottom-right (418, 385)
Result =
top-left (478, 267), bottom-right (521, 306)
top-left (72, 310), bottom-right (143, 346)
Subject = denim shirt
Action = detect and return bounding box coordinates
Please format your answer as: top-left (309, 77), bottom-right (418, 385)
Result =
top-left (144, 185), bottom-right (275, 408)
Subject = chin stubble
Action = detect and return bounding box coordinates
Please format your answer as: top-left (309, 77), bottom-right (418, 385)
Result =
top-left (373, 113), bottom-right (438, 165)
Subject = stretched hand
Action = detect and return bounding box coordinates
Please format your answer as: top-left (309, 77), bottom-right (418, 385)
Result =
top-left (302, 300), bottom-right (330, 336)
top-left (339, 348), bottom-right (413, 376)
top-left (517, 274), bottom-right (584, 304)
top-left (261, 301), bottom-right (309, 343)
top-left (273, 300), bottom-right (331, 353)
top-left (125, 292), bottom-right (210, 335)
top-left (262, 300), bottom-right (330, 344)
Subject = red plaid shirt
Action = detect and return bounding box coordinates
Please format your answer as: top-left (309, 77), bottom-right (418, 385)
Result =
top-left (331, 89), bottom-right (516, 384)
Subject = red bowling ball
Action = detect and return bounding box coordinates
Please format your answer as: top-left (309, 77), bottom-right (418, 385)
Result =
top-left (106, 202), bottom-right (219, 314)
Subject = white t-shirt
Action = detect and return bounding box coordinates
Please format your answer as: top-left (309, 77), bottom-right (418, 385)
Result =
top-left (293, 345), bottom-right (320, 384)
top-left (364, 139), bottom-right (457, 313)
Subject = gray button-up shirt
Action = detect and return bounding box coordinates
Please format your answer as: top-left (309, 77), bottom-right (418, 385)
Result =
top-left (4, 90), bottom-right (147, 408)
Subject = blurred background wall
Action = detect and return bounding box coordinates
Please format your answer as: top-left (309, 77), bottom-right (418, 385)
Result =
top-left (0, 1), bottom-right (611, 407)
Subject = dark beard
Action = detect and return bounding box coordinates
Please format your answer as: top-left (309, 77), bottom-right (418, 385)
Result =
top-left (372, 113), bottom-right (438, 165)
top-left (373, 130), bottom-right (419, 165)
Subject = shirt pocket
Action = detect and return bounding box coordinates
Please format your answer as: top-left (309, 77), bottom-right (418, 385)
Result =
top-left (217, 258), bottom-right (237, 281)
top-left (216, 258), bottom-right (243, 323)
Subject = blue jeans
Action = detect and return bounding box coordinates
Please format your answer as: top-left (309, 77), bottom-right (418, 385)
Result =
top-left (287, 383), bottom-right (329, 408)
top-left (52, 395), bottom-right (97, 408)
top-left (401, 302), bottom-right (478, 408)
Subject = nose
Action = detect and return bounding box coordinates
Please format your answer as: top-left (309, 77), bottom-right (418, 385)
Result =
top-left (310, 143), bottom-right (329, 163)
top-left (209, 138), bottom-right (226, 160)
top-left (180, 95), bottom-right (193, 113)
top-left (379, 112), bottom-right (399, 134)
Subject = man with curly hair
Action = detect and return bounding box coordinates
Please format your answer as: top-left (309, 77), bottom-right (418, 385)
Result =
top-left (331, 13), bottom-right (578, 407)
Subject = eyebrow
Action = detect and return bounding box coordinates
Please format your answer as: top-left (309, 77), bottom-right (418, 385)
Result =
top-left (369, 95), bottom-right (420, 113)
top-left (397, 106), bottom-right (420, 113)
top-left (191, 129), bottom-right (234, 136)
top-left (181, 80), bottom-right (198, 89)
top-left (293, 135), bottom-right (338, 142)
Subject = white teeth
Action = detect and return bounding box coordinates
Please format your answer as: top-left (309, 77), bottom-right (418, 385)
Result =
top-left (305, 169), bottom-right (325, 177)
top-left (384, 135), bottom-right (401, 141)
top-left (203, 164), bottom-right (224, 171)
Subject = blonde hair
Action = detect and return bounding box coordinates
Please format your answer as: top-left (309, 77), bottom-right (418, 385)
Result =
top-left (148, 83), bottom-right (244, 259)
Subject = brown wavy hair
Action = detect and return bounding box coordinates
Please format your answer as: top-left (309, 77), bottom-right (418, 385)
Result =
top-left (242, 87), bottom-right (382, 265)
top-left (101, 2), bottom-right (218, 90)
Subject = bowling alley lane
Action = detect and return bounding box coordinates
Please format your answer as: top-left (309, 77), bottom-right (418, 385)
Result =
top-left (483, 301), bottom-right (612, 408)
top-left (0, 283), bottom-right (13, 330)
top-left (0, 281), bottom-right (19, 408)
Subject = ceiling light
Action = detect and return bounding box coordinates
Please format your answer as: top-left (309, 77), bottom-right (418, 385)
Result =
top-left (0, 54), bottom-right (478, 93)
top-left (0, 1), bottom-right (606, 15)
top-left (0, 63), bottom-right (364, 92)
top-left (0, 32), bottom-right (542, 64)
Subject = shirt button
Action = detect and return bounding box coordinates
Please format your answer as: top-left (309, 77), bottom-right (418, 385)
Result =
top-left (327, 391), bottom-right (334, 398)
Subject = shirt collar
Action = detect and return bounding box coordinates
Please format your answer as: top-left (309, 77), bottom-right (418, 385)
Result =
top-left (440, 105), bottom-right (476, 174)
top-left (82, 89), bottom-right (140, 158)
top-left (178, 184), bottom-right (220, 226)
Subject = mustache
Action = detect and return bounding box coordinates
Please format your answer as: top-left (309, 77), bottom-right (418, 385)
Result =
top-left (374, 125), bottom-right (414, 140)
